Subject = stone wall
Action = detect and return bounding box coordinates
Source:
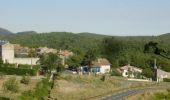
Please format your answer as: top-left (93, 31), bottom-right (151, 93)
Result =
top-left (1, 43), bottom-right (39, 65)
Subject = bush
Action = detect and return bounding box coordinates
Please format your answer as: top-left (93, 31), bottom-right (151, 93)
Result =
top-left (0, 66), bottom-right (36, 76)
top-left (20, 78), bottom-right (52, 100)
top-left (18, 64), bottom-right (40, 70)
top-left (100, 75), bottom-right (106, 82)
top-left (110, 69), bottom-right (121, 76)
top-left (0, 97), bottom-right (10, 100)
top-left (0, 72), bottom-right (5, 79)
top-left (20, 75), bottom-right (30, 85)
top-left (163, 78), bottom-right (170, 82)
top-left (2, 77), bottom-right (19, 93)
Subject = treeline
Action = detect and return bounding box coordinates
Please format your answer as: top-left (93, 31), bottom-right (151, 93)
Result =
top-left (0, 31), bottom-right (170, 71)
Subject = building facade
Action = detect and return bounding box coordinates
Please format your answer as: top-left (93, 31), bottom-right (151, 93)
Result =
top-left (118, 64), bottom-right (142, 78)
top-left (0, 41), bottom-right (39, 65)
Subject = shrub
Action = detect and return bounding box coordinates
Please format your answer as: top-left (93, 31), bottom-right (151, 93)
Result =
top-left (20, 78), bottom-right (52, 100)
top-left (2, 77), bottom-right (19, 93)
top-left (0, 97), bottom-right (10, 100)
top-left (100, 75), bottom-right (106, 82)
top-left (0, 72), bottom-right (5, 79)
top-left (18, 64), bottom-right (40, 70)
top-left (110, 69), bottom-right (121, 76)
top-left (0, 66), bottom-right (36, 76)
top-left (20, 75), bottom-right (30, 85)
top-left (163, 78), bottom-right (170, 82)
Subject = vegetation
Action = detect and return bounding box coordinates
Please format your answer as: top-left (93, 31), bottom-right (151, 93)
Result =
top-left (81, 48), bottom-right (98, 73)
top-left (19, 78), bottom-right (52, 100)
top-left (163, 78), bottom-right (170, 82)
top-left (152, 89), bottom-right (170, 100)
top-left (0, 66), bottom-right (36, 76)
top-left (20, 75), bottom-right (30, 85)
top-left (0, 28), bottom-right (170, 77)
top-left (2, 77), bottom-right (19, 93)
top-left (51, 74), bottom-right (121, 100)
top-left (39, 53), bottom-right (64, 73)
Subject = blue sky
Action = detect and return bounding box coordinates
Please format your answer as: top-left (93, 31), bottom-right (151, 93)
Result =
top-left (0, 0), bottom-right (170, 36)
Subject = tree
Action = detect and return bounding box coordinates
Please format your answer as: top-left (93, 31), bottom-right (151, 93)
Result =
top-left (38, 53), bottom-right (63, 73)
top-left (82, 48), bottom-right (98, 73)
top-left (67, 55), bottom-right (81, 69)
top-left (142, 68), bottom-right (153, 78)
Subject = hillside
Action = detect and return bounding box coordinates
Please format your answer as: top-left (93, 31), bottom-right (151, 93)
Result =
top-left (0, 27), bottom-right (13, 35)
top-left (0, 28), bottom-right (170, 72)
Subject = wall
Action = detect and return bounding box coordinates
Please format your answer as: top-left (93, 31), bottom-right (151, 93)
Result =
top-left (100, 65), bottom-right (110, 74)
top-left (14, 58), bottom-right (39, 65)
top-left (122, 69), bottom-right (128, 77)
top-left (1, 43), bottom-right (39, 65)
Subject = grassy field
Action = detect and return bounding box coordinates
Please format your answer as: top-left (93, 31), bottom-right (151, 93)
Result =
top-left (0, 74), bottom-right (156, 100)
top-left (0, 75), bottom-right (40, 100)
top-left (126, 83), bottom-right (170, 100)
top-left (50, 74), bottom-right (153, 100)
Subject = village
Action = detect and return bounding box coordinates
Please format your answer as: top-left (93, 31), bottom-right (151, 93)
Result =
top-left (0, 40), bottom-right (170, 100)
top-left (1, 40), bottom-right (170, 82)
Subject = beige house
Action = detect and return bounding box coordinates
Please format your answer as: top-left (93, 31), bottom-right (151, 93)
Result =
top-left (58, 50), bottom-right (73, 65)
top-left (156, 69), bottom-right (170, 82)
top-left (118, 64), bottom-right (142, 78)
top-left (36, 47), bottom-right (57, 54)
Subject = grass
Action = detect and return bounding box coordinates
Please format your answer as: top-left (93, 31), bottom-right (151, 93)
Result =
top-left (126, 84), bottom-right (170, 100)
top-left (0, 75), bottom-right (40, 100)
top-left (50, 74), bottom-right (153, 100)
top-left (51, 74), bottom-right (121, 100)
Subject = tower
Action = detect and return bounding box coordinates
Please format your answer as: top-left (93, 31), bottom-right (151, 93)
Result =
top-left (1, 43), bottom-right (14, 63)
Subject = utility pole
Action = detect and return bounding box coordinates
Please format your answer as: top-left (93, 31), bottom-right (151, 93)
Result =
top-left (153, 59), bottom-right (157, 82)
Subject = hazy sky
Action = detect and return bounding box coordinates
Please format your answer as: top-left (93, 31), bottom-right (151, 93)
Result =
top-left (0, 0), bottom-right (170, 36)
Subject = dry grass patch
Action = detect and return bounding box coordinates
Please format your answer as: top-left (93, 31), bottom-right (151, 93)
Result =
top-left (0, 75), bottom-right (40, 100)
top-left (51, 75), bottom-right (121, 100)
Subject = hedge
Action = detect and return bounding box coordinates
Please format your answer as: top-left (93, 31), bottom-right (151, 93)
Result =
top-left (0, 67), bottom-right (36, 76)
top-left (0, 97), bottom-right (10, 100)
top-left (18, 64), bottom-right (40, 70)
top-left (163, 78), bottom-right (170, 82)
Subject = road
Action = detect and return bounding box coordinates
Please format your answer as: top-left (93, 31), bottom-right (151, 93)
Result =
top-left (100, 88), bottom-right (146, 100)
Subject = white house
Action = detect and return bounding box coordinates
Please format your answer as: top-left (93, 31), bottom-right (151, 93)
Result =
top-left (90, 58), bottom-right (111, 74)
top-left (118, 64), bottom-right (142, 78)
top-left (156, 69), bottom-right (170, 82)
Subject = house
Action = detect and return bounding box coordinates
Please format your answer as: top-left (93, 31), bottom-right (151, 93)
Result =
top-left (90, 58), bottom-right (111, 74)
top-left (118, 64), bottom-right (142, 78)
top-left (58, 50), bottom-right (73, 65)
top-left (156, 69), bottom-right (170, 82)
top-left (36, 47), bottom-right (57, 54)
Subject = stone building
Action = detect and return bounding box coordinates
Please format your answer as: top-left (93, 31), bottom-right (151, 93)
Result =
top-left (0, 41), bottom-right (39, 65)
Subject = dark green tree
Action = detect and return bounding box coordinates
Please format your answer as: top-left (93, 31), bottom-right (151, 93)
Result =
top-left (38, 53), bottom-right (62, 73)
top-left (82, 49), bottom-right (98, 73)
top-left (142, 68), bottom-right (153, 78)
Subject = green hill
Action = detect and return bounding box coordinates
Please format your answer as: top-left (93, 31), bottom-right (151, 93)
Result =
top-left (0, 27), bottom-right (13, 35)
top-left (0, 28), bottom-right (170, 72)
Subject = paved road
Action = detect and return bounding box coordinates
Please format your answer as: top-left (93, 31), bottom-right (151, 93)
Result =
top-left (100, 88), bottom-right (146, 100)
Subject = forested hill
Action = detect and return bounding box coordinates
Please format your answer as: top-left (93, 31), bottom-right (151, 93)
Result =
top-left (0, 27), bottom-right (13, 36)
top-left (0, 28), bottom-right (170, 72)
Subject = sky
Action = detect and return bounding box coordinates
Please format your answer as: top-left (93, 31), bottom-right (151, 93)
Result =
top-left (0, 0), bottom-right (170, 36)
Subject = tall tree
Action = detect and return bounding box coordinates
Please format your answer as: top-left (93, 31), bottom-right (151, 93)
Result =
top-left (38, 53), bottom-right (62, 73)
top-left (82, 48), bottom-right (98, 73)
